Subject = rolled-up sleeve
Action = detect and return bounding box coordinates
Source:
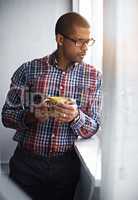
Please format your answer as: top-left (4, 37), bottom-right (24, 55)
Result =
top-left (70, 71), bottom-right (102, 138)
top-left (1, 64), bottom-right (29, 130)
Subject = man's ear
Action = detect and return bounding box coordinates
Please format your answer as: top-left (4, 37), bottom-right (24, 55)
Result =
top-left (56, 34), bottom-right (64, 46)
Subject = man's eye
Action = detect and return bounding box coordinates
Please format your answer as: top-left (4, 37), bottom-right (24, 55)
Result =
top-left (78, 40), bottom-right (84, 42)
top-left (79, 39), bottom-right (88, 43)
top-left (77, 40), bottom-right (83, 44)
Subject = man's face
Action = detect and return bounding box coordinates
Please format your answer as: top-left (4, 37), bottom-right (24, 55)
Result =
top-left (61, 26), bottom-right (92, 63)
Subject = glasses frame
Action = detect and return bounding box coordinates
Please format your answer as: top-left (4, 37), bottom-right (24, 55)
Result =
top-left (60, 33), bottom-right (95, 47)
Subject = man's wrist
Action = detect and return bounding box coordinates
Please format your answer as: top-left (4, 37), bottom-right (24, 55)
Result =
top-left (72, 110), bottom-right (80, 123)
top-left (23, 111), bottom-right (38, 129)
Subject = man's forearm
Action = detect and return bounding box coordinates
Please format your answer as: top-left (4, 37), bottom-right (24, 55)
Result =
top-left (70, 110), bottom-right (99, 138)
top-left (23, 111), bottom-right (38, 129)
top-left (2, 104), bottom-right (38, 130)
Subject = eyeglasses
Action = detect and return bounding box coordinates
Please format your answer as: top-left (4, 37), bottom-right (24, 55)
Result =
top-left (61, 33), bottom-right (95, 47)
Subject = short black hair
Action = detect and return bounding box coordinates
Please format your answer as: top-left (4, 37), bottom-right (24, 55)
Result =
top-left (55, 12), bottom-right (90, 35)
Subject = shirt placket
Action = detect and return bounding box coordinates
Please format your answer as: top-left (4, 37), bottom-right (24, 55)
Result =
top-left (49, 70), bottom-right (67, 156)
top-left (59, 71), bottom-right (66, 96)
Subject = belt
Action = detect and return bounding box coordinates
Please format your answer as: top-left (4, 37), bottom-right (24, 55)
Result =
top-left (15, 146), bottom-right (76, 161)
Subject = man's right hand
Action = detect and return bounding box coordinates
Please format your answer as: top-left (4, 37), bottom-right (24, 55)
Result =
top-left (34, 101), bottom-right (49, 123)
top-left (23, 101), bottom-right (50, 128)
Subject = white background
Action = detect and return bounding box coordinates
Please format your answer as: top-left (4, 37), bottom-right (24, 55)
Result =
top-left (0, 0), bottom-right (71, 163)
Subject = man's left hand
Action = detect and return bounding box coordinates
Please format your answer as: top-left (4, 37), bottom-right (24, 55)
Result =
top-left (54, 103), bottom-right (79, 123)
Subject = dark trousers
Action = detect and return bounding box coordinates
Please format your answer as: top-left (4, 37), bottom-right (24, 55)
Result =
top-left (9, 147), bottom-right (80, 200)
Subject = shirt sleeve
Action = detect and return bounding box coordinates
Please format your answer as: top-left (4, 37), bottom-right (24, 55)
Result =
top-left (1, 63), bottom-right (30, 130)
top-left (70, 71), bottom-right (103, 138)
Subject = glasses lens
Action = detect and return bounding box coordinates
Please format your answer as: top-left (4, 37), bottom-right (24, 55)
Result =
top-left (76, 38), bottom-right (95, 47)
top-left (88, 39), bottom-right (95, 46)
top-left (75, 41), bottom-right (82, 47)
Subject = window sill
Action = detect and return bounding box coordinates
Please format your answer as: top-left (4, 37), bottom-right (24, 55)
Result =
top-left (75, 135), bottom-right (101, 187)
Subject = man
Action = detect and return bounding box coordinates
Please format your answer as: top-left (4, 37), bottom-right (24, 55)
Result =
top-left (1, 12), bottom-right (102, 200)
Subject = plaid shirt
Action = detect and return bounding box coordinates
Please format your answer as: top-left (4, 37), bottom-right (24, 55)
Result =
top-left (2, 51), bottom-right (102, 157)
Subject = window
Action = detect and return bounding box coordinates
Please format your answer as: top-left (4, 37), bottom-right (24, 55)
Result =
top-left (72, 0), bottom-right (103, 72)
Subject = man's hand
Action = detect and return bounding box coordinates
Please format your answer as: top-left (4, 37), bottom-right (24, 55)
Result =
top-left (34, 101), bottom-right (49, 123)
top-left (53, 103), bottom-right (79, 123)
top-left (33, 97), bottom-right (79, 123)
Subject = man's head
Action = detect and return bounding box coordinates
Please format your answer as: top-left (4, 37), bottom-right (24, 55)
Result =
top-left (55, 12), bottom-right (95, 65)
top-left (55, 12), bottom-right (90, 36)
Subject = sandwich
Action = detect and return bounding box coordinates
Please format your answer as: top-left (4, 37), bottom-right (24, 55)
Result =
top-left (46, 96), bottom-right (76, 105)
top-left (42, 96), bottom-right (76, 118)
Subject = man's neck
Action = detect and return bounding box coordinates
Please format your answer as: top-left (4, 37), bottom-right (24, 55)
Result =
top-left (56, 50), bottom-right (73, 71)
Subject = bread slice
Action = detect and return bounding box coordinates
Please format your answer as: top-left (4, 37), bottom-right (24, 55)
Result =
top-left (47, 96), bottom-right (75, 105)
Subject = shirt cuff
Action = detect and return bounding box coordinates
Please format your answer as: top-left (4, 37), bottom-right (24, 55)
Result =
top-left (70, 110), bottom-right (85, 130)
top-left (17, 110), bottom-right (29, 129)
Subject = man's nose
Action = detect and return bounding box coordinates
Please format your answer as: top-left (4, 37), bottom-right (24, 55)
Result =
top-left (81, 42), bottom-right (88, 51)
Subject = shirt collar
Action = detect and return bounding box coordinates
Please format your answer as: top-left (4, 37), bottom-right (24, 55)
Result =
top-left (49, 50), bottom-right (58, 66)
top-left (49, 50), bottom-right (80, 72)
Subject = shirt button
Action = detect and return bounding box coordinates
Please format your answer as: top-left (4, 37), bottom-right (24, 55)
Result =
top-left (62, 72), bottom-right (65, 75)
top-left (60, 86), bottom-right (63, 90)
top-left (52, 134), bottom-right (55, 138)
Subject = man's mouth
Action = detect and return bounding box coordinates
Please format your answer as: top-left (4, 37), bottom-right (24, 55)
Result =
top-left (80, 53), bottom-right (86, 58)
top-left (80, 52), bottom-right (86, 57)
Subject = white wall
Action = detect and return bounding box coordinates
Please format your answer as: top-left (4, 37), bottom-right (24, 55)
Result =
top-left (102, 0), bottom-right (138, 199)
top-left (0, 0), bottom-right (71, 163)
